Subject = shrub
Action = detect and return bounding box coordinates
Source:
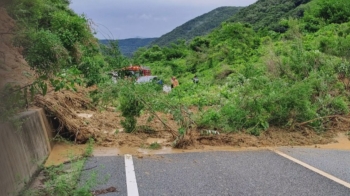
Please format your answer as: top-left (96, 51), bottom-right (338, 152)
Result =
top-left (198, 109), bottom-right (221, 129)
top-left (16, 29), bottom-right (68, 74)
top-left (119, 84), bottom-right (144, 133)
top-left (50, 11), bottom-right (90, 50)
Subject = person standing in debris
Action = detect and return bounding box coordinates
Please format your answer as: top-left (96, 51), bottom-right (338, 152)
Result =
top-left (171, 76), bottom-right (179, 88)
top-left (193, 75), bottom-right (199, 84)
top-left (157, 78), bottom-right (163, 85)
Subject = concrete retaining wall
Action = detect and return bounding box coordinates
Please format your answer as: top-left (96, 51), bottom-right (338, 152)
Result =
top-left (0, 109), bottom-right (53, 196)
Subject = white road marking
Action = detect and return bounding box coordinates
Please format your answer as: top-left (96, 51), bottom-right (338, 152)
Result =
top-left (271, 148), bottom-right (350, 189)
top-left (125, 154), bottom-right (139, 196)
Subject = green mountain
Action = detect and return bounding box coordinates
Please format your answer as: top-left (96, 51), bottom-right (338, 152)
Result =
top-left (100, 38), bottom-right (157, 57)
top-left (228, 0), bottom-right (312, 32)
top-left (151, 6), bottom-right (242, 46)
top-left (132, 0), bottom-right (350, 135)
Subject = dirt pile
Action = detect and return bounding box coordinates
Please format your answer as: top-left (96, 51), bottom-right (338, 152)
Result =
top-left (34, 85), bottom-right (178, 146)
top-left (193, 128), bottom-right (335, 147)
top-left (35, 87), bottom-right (100, 142)
top-left (34, 82), bottom-right (350, 149)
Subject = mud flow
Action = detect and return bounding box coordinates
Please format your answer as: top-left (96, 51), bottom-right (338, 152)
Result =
top-left (312, 133), bottom-right (350, 150)
top-left (45, 132), bottom-right (349, 166)
top-left (45, 143), bottom-right (87, 167)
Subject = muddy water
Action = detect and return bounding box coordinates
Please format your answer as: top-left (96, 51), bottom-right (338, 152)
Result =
top-left (93, 146), bottom-right (265, 157)
top-left (45, 133), bottom-right (350, 166)
top-left (46, 142), bottom-right (264, 165)
top-left (45, 143), bottom-right (87, 167)
top-left (311, 133), bottom-right (350, 150)
top-left (146, 138), bottom-right (168, 144)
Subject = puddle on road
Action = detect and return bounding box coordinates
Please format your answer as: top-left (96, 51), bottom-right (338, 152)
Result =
top-left (93, 146), bottom-right (138, 156)
top-left (45, 143), bottom-right (86, 167)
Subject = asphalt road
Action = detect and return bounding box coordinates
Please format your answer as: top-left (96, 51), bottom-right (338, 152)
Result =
top-left (278, 147), bottom-right (350, 183)
top-left (80, 149), bottom-right (350, 196)
top-left (80, 156), bottom-right (127, 196)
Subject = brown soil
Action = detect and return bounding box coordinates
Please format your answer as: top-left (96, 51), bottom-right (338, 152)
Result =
top-left (42, 92), bottom-right (350, 154)
top-left (45, 131), bottom-right (350, 167)
top-left (38, 85), bottom-right (348, 151)
top-left (0, 7), bottom-right (35, 89)
top-left (34, 84), bottom-right (180, 145)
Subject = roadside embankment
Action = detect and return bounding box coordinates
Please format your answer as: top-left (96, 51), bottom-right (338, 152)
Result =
top-left (0, 109), bottom-right (53, 196)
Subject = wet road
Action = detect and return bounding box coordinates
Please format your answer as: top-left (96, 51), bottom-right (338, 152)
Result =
top-left (80, 148), bottom-right (350, 196)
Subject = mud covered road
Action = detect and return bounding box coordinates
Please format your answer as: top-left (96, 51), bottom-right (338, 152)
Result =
top-left (80, 148), bottom-right (350, 196)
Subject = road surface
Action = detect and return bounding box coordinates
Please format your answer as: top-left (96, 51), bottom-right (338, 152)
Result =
top-left (80, 148), bottom-right (350, 196)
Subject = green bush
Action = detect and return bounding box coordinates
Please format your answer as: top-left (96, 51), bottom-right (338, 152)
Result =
top-left (17, 29), bottom-right (68, 74)
top-left (50, 11), bottom-right (90, 50)
top-left (331, 96), bottom-right (349, 114)
top-left (198, 109), bottom-right (221, 129)
top-left (79, 55), bottom-right (106, 86)
top-left (311, 0), bottom-right (350, 24)
top-left (118, 82), bottom-right (145, 133)
top-left (121, 117), bottom-right (137, 133)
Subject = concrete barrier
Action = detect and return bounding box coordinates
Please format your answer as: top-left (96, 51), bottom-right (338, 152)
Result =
top-left (0, 108), bottom-right (53, 196)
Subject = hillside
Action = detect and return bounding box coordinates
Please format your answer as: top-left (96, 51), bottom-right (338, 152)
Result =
top-left (151, 6), bottom-right (242, 46)
top-left (100, 38), bottom-right (157, 57)
top-left (132, 0), bottom-right (350, 136)
top-left (228, 0), bottom-right (311, 32)
top-left (5, 0), bottom-right (350, 149)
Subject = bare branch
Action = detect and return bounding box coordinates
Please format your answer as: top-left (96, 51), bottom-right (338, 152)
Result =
top-left (296, 115), bottom-right (350, 126)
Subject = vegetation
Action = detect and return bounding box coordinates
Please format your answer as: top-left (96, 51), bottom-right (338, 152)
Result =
top-left (151, 6), bottom-right (242, 47)
top-left (1, 0), bottom-right (128, 124)
top-left (130, 0), bottom-right (350, 136)
top-left (94, 79), bottom-right (194, 143)
top-left (6, 0), bottom-right (350, 139)
top-left (228, 0), bottom-right (312, 33)
top-left (8, 0), bottom-right (106, 86)
top-left (149, 142), bottom-right (162, 150)
top-left (151, 0), bottom-right (312, 47)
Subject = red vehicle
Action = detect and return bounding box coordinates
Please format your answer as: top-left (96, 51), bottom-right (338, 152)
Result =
top-left (110, 65), bottom-right (151, 82)
top-left (122, 65), bottom-right (151, 77)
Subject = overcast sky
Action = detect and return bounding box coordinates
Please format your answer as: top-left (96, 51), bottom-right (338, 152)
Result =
top-left (69, 0), bottom-right (257, 40)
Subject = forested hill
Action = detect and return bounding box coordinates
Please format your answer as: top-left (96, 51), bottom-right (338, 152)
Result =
top-left (100, 38), bottom-right (157, 57)
top-left (151, 6), bottom-right (242, 47)
top-left (132, 0), bottom-right (350, 135)
top-left (228, 0), bottom-right (311, 32)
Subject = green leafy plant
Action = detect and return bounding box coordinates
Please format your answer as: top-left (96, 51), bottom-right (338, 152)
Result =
top-left (149, 142), bottom-right (161, 150)
top-left (15, 29), bottom-right (69, 75)
top-left (83, 138), bottom-right (94, 157)
top-left (118, 82), bottom-right (144, 133)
